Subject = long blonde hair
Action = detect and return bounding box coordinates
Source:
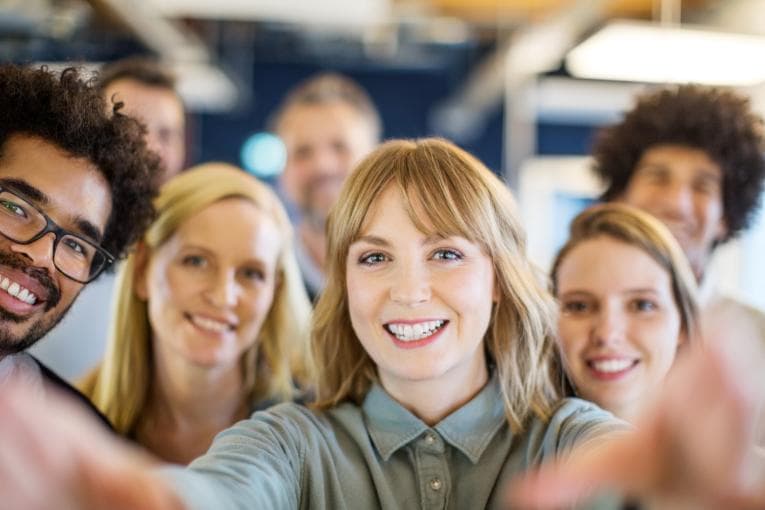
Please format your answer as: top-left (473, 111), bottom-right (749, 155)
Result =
top-left (312, 138), bottom-right (560, 432)
top-left (81, 163), bottom-right (312, 435)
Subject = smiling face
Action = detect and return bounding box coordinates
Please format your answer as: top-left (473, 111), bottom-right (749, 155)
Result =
top-left (279, 101), bottom-right (377, 226)
top-left (345, 184), bottom-right (495, 402)
top-left (138, 198), bottom-right (281, 370)
top-left (555, 236), bottom-right (684, 421)
top-left (620, 144), bottom-right (726, 279)
top-left (0, 135), bottom-right (112, 357)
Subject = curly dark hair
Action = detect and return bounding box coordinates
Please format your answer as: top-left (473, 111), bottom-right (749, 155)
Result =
top-left (0, 64), bottom-right (159, 270)
top-left (593, 84), bottom-right (765, 242)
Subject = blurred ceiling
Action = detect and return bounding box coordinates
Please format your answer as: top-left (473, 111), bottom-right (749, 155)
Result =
top-left (0, 0), bottom-right (762, 115)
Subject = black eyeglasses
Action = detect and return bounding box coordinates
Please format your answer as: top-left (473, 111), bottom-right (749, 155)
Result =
top-left (0, 186), bottom-right (114, 283)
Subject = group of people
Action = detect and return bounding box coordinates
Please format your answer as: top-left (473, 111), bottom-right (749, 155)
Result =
top-left (0, 58), bottom-right (764, 509)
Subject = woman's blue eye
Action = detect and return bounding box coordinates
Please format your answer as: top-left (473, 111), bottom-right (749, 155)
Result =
top-left (432, 249), bottom-right (462, 261)
top-left (182, 255), bottom-right (207, 267)
top-left (359, 252), bottom-right (386, 266)
top-left (632, 299), bottom-right (657, 312)
top-left (241, 267), bottom-right (265, 281)
top-left (562, 301), bottom-right (590, 314)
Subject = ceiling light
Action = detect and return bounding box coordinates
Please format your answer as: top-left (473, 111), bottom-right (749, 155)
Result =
top-left (566, 20), bottom-right (765, 86)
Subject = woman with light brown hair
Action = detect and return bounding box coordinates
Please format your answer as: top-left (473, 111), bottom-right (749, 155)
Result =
top-left (80, 163), bottom-right (312, 463)
top-left (551, 203), bottom-right (699, 422)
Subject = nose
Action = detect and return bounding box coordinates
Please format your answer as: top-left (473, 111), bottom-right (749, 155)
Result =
top-left (9, 233), bottom-right (57, 273)
top-left (204, 270), bottom-right (238, 308)
top-left (654, 181), bottom-right (694, 220)
top-left (389, 258), bottom-right (431, 306)
top-left (590, 305), bottom-right (626, 347)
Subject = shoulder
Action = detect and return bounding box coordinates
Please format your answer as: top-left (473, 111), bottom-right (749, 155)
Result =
top-left (526, 397), bottom-right (626, 459)
top-left (31, 357), bottom-right (114, 430)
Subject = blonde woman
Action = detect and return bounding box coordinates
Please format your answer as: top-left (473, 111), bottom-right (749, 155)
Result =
top-left (80, 163), bottom-right (312, 464)
top-left (1, 140), bottom-right (763, 509)
top-left (551, 203), bottom-right (699, 422)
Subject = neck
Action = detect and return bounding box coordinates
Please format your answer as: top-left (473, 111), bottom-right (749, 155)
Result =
top-left (138, 349), bottom-right (250, 463)
top-left (299, 223), bottom-right (326, 272)
top-left (381, 358), bottom-right (489, 426)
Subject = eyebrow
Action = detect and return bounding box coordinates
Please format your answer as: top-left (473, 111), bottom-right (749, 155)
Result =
top-left (353, 233), bottom-right (449, 247)
top-left (0, 178), bottom-right (104, 243)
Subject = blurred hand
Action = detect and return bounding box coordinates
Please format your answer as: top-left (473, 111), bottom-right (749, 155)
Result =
top-left (507, 339), bottom-right (765, 509)
top-left (0, 380), bottom-right (183, 510)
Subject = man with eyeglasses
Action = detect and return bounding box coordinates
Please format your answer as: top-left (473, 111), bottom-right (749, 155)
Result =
top-left (0, 64), bottom-right (158, 423)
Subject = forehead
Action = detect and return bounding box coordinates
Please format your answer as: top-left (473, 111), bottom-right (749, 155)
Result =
top-left (635, 144), bottom-right (723, 178)
top-left (0, 135), bottom-right (112, 235)
top-left (104, 79), bottom-right (184, 125)
top-left (279, 101), bottom-right (373, 144)
top-left (558, 237), bottom-right (669, 290)
top-left (168, 198), bottom-right (281, 262)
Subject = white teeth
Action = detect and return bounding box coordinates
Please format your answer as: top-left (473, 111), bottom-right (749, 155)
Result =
top-left (190, 314), bottom-right (231, 333)
top-left (590, 359), bottom-right (634, 373)
top-left (0, 274), bottom-right (39, 305)
top-left (386, 320), bottom-right (446, 341)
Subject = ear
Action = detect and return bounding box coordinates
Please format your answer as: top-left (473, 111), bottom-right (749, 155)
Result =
top-left (132, 241), bottom-right (150, 301)
top-left (492, 278), bottom-right (500, 303)
top-left (714, 216), bottom-right (729, 245)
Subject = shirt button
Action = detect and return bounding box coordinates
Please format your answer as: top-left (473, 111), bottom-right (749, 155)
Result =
top-left (424, 432), bottom-right (436, 445)
top-left (429, 478), bottom-right (442, 491)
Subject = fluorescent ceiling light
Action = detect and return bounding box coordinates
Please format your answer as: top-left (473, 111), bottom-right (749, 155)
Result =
top-left (566, 20), bottom-right (765, 86)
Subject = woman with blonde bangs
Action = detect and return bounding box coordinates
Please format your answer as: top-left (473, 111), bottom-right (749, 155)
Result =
top-left (80, 163), bottom-right (312, 464)
top-left (2, 139), bottom-right (764, 510)
top-left (551, 204), bottom-right (700, 423)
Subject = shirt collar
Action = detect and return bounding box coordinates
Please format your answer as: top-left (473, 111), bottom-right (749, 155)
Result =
top-left (362, 374), bottom-right (506, 463)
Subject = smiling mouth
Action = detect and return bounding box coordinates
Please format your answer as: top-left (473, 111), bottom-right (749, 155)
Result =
top-left (587, 358), bottom-right (639, 374)
top-left (384, 320), bottom-right (448, 342)
top-left (0, 274), bottom-right (39, 305)
top-left (185, 313), bottom-right (236, 333)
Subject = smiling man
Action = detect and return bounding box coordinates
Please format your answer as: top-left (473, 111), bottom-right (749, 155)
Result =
top-left (0, 64), bottom-right (158, 421)
top-left (594, 85), bottom-right (765, 346)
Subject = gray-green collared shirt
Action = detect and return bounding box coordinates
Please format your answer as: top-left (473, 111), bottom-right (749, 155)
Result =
top-left (162, 376), bottom-right (622, 509)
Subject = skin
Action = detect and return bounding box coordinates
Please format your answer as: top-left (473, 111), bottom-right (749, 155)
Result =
top-left (103, 78), bottom-right (186, 184)
top-left (556, 237), bottom-right (684, 422)
top-left (134, 198), bottom-right (282, 463)
top-left (345, 184), bottom-right (496, 425)
top-left (0, 135), bottom-right (111, 357)
top-left (619, 144), bottom-right (727, 280)
top-left (278, 101), bottom-right (377, 271)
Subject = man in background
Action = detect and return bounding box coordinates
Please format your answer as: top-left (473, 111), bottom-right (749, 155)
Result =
top-left (593, 84), bottom-right (765, 344)
top-left (0, 64), bottom-right (157, 421)
top-left (32, 56), bottom-right (184, 380)
top-left (99, 56), bottom-right (187, 185)
top-left (271, 73), bottom-right (381, 299)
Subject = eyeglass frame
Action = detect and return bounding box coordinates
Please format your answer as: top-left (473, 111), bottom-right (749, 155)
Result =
top-left (0, 184), bottom-right (115, 283)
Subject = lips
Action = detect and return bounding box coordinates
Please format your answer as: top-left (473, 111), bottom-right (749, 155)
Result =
top-left (185, 312), bottom-right (237, 334)
top-left (383, 319), bottom-right (449, 346)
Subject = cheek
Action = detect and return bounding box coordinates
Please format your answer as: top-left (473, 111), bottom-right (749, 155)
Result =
top-left (556, 319), bottom-right (587, 360)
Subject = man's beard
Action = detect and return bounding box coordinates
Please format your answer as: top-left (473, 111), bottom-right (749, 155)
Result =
top-left (0, 250), bottom-right (63, 357)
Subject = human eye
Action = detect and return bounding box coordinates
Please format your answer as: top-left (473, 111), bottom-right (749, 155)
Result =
top-left (61, 236), bottom-right (92, 258)
top-left (431, 248), bottom-right (463, 262)
top-left (358, 252), bottom-right (387, 266)
top-left (240, 266), bottom-right (266, 282)
top-left (561, 299), bottom-right (591, 315)
top-left (630, 298), bottom-right (658, 313)
top-left (0, 198), bottom-right (29, 218)
top-left (181, 254), bottom-right (207, 268)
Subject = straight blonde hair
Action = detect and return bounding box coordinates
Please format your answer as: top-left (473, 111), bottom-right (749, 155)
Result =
top-left (312, 138), bottom-right (560, 432)
top-left (81, 163), bottom-right (312, 435)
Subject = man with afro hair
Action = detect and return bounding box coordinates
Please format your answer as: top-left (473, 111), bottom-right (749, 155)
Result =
top-left (593, 84), bottom-right (765, 345)
top-left (0, 64), bottom-right (159, 424)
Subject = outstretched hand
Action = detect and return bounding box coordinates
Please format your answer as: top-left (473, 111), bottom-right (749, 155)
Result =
top-left (0, 380), bottom-right (182, 510)
top-left (507, 339), bottom-right (765, 509)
